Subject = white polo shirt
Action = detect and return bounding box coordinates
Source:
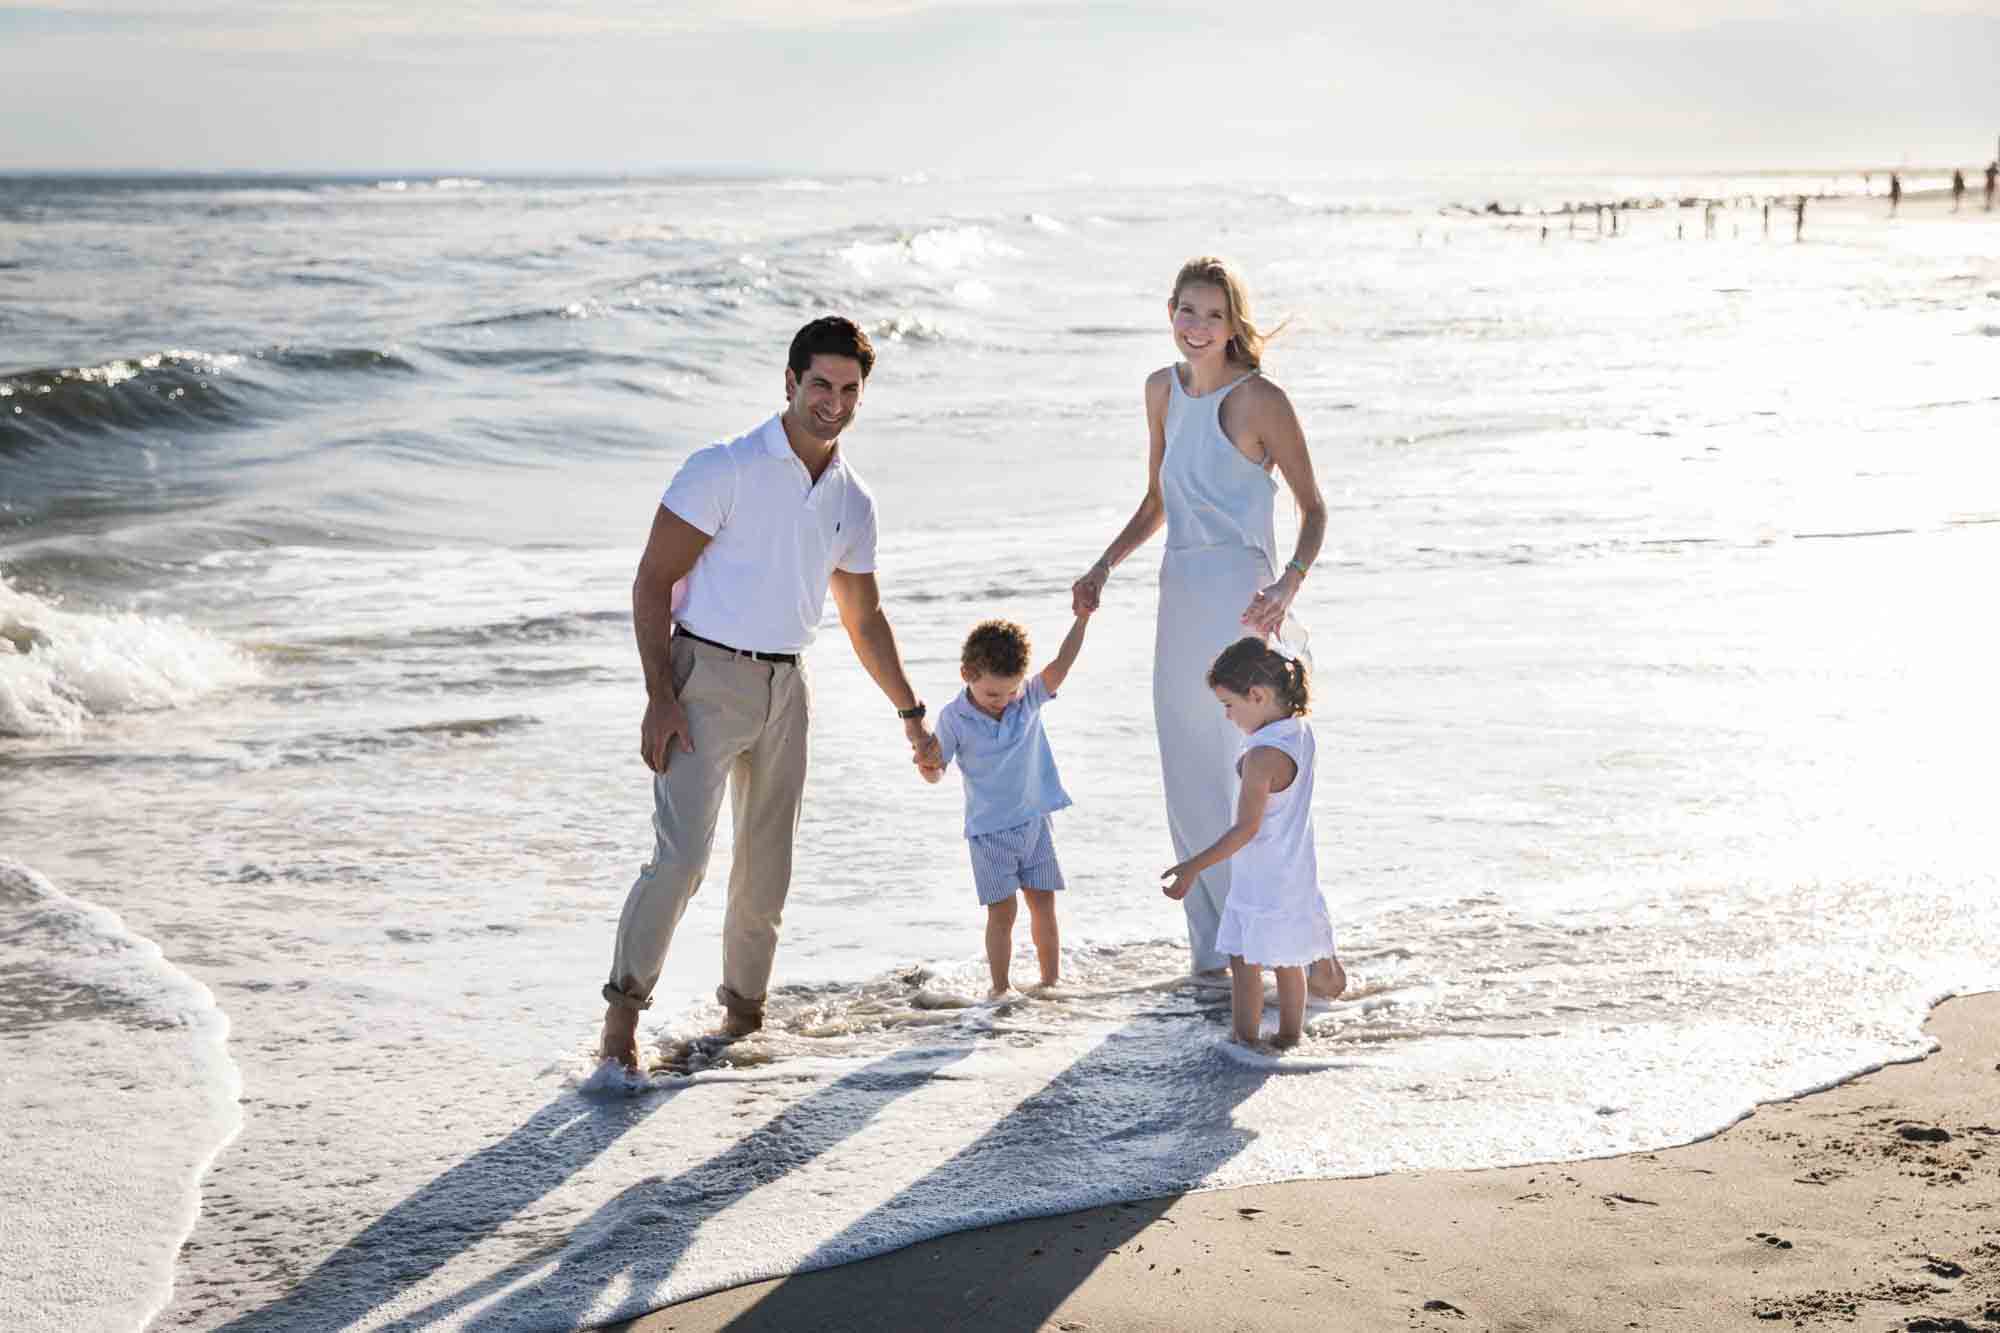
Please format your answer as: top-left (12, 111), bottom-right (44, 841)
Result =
top-left (662, 414), bottom-right (878, 654)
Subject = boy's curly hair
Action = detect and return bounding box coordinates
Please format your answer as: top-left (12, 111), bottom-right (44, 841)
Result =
top-left (961, 619), bottom-right (1031, 678)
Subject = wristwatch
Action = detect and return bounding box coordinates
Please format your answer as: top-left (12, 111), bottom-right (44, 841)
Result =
top-left (897, 702), bottom-right (927, 721)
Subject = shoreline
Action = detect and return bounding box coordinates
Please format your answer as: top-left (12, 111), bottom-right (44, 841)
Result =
top-left (618, 990), bottom-right (2000, 1332)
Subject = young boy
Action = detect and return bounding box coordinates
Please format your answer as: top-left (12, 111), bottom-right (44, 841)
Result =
top-left (923, 610), bottom-right (1090, 997)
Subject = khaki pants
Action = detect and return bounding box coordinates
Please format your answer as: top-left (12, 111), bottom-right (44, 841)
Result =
top-left (605, 634), bottom-right (811, 1022)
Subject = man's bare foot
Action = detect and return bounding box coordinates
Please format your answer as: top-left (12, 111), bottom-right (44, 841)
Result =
top-left (599, 1004), bottom-right (640, 1070)
top-left (717, 1009), bottom-right (761, 1040)
top-left (1307, 955), bottom-right (1346, 1000)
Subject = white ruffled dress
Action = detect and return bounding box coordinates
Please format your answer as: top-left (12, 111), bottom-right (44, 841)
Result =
top-left (1212, 717), bottom-right (1336, 968)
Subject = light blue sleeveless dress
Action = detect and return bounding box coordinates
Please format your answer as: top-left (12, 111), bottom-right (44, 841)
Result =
top-left (1153, 366), bottom-right (1307, 972)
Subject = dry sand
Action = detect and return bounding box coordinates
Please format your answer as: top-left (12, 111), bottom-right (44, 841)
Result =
top-left (614, 991), bottom-right (1999, 1333)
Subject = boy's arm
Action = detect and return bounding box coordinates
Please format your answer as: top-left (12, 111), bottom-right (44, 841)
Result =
top-left (1036, 612), bottom-right (1091, 696)
top-left (1160, 749), bottom-right (1286, 899)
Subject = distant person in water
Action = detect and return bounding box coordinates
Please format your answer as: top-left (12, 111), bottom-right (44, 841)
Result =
top-left (1952, 169), bottom-right (1966, 212)
top-left (1985, 162), bottom-right (1997, 212)
top-left (920, 612), bottom-right (1092, 998)
top-left (1890, 173), bottom-right (1903, 216)
top-left (1071, 256), bottom-right (1341, 1000)
top-left (1794, 196), bottom-right (1807, 241)
top-left (597, 316), bottom-right (941, 1070)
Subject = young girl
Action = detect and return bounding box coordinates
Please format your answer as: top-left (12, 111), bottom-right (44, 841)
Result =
top-left (1160, 637), bottom-right (1338, 1049)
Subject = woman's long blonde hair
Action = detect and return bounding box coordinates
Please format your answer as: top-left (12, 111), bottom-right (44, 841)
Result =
top-left (1170, 256), bottom-right (1277, 371)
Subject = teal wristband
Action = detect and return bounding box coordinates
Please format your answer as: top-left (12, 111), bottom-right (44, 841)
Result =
top-left (1285, 559), bottom-right (1309, 579)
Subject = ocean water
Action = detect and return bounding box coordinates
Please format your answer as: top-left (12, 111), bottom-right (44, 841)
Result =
top-left (3, 169), bottom-right (1998, 1331)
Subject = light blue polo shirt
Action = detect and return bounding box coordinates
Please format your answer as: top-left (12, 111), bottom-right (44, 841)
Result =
top-left (934, 673), bottom-right (1073, 838)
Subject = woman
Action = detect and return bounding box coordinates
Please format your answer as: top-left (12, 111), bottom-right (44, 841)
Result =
top-left (1072, 256), bottom-right (1341, 995)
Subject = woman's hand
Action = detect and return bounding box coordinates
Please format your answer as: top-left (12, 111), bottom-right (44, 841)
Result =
top-left (1240, 569), bottom-right (1301, 635)
top-left (1072, 560), bottom-right (1110, 616)
top-left (1160, 861), bottom-right (1197, 901)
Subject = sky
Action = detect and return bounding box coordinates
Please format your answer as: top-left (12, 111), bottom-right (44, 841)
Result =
top-left (0, 0), bottom-right (1994, 173)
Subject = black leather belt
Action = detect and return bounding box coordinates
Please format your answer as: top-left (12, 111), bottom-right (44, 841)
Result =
top-left (675, 628), bottom-right (799, 666)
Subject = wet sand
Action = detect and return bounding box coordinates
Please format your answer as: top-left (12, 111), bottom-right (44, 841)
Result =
top-left (614, 991), bottom-right (1999, 1332)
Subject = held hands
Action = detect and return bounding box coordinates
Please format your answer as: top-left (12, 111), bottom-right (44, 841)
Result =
top-left (1240, 569), bottom-right (1302, 636)
top-left (1071, 560), bottom-right (1109, 616)
top-left (1160, 860), bottom-right (1197, 901)
top-left (640, 694), bottom-right (693, 772)
top-left (906, 716), bottom-right (943, 779)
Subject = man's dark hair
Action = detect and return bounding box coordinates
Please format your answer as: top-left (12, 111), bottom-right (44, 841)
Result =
top-left (788, 316), bottom-right (876, 380)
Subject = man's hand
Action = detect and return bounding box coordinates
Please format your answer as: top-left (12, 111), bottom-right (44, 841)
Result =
top-left (640, 694), bottom-right (693, 772)
top-left (905, 718), bottom-right (942, 771)
top-left (1160, 861), bottom-right (1197, 901)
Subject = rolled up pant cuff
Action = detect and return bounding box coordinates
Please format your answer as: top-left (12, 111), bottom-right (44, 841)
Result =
top-left (715, 984), bottom-right (764, 1023)
top-left (601, 982), bottom-right (652, 1012)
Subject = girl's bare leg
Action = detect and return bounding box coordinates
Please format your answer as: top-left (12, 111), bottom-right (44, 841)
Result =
top-left (985, 896), bottom-right (1018, 997)
top-left (1273, 965), bottom-right (1307, 1048)
top-left (1021, 888), bottom-right (1060, 987)
top-left (1228, 956), bottom-right (1263, 1045)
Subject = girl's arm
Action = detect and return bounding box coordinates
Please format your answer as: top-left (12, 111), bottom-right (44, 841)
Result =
top-left (1072, 369), bottom-right (1172, 614)
top-left (1160, 747), bottom-right (1295, 899)
top-left (1036, 612), bottom-right (1091, 696)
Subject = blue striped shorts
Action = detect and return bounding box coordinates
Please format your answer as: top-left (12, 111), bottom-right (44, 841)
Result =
top-left (966, 815), bottom-right (1066, 906)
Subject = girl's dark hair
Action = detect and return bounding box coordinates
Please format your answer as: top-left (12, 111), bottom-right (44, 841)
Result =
top-left (1206, 636), bottom-right (1309, 717)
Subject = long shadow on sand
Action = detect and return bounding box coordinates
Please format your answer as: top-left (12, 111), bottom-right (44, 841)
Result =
top-left (704, 1022), bottom-right (1279, 1332)
top-left (208, 1081), bottom-right (686, 1333)
top-left (377, 1039), bottom-right (981, 1331)
top-left (214, 1036), bottom-right (978, 1332)
top-left (216, 1002), bottom-right (1280, 1332)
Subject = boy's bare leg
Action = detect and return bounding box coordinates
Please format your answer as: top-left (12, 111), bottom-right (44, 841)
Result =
top-left (599, 1003), bottom-right (640, 1069)
top-left (1021, 888), bottom-right (1060, 987)
top-left (1228, 956), bottom-right (1263, 1045)
top-left (1308, 954), bottom-right (1346, 1000)
top-left (1273, 966), bottom-right (1307, 1048)
top-left (985, 896), bottom-right (1018, 997)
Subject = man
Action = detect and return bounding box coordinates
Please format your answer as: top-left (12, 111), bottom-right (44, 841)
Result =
top-left (599, 315), bottom-right (939, 1069)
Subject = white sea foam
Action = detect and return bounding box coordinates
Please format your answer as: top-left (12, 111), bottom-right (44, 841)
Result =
top-left (0, 858), bottom-right (242, 1333)
top-left (0, 348), bottom-right (245, 396)
top-left (838, 225), bottom-right (1019, 280)
top-left (0, 576), bottom-right (259, 738)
